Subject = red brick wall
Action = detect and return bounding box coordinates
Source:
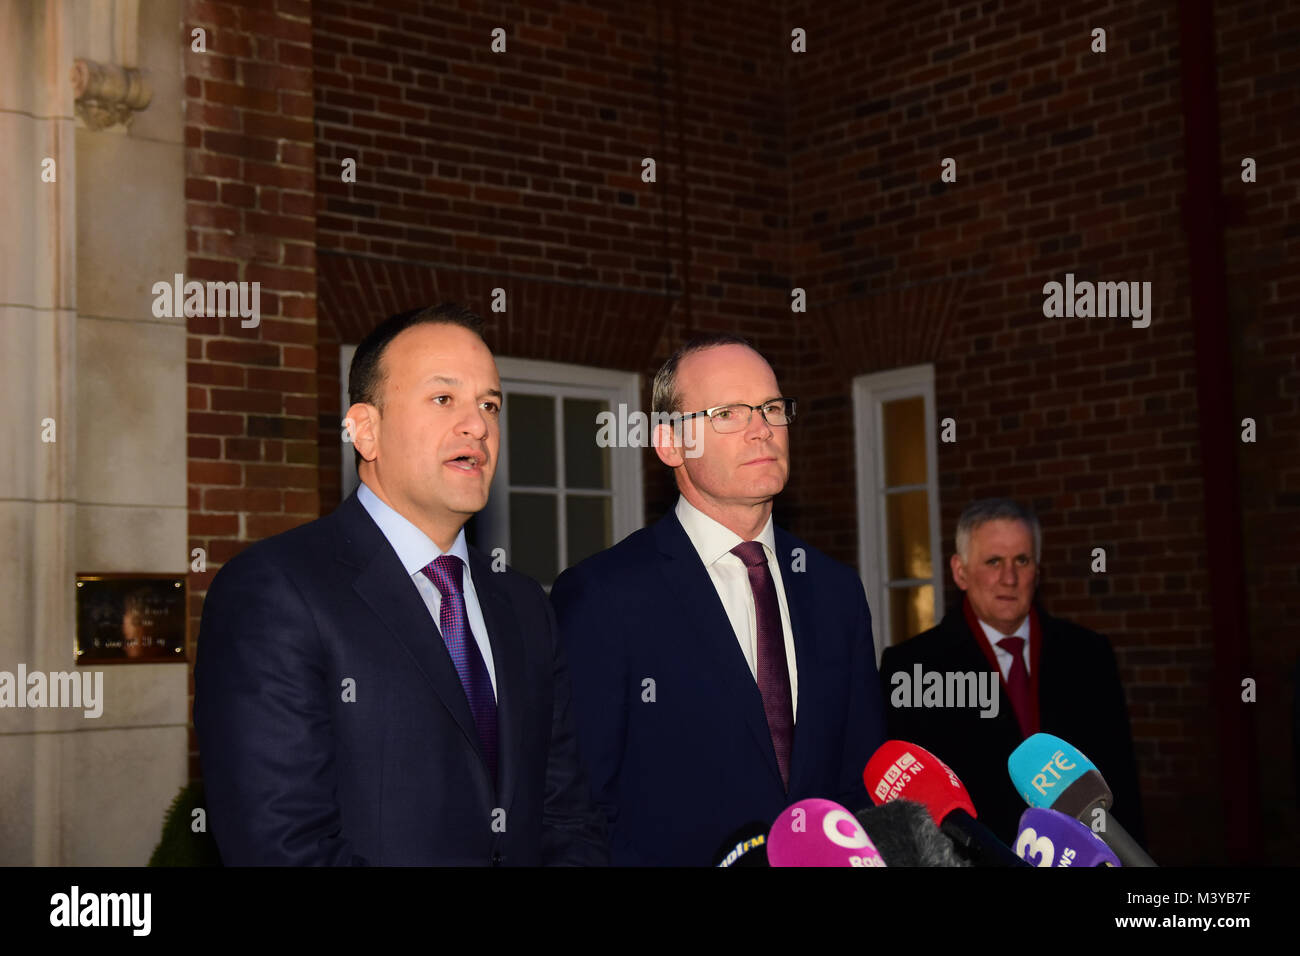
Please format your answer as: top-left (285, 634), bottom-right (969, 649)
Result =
top-left (1217, 0), bottom-right (1300, 863)
top-left (185, 0), bottom-right (318, 780)
top-left (310, 0), bottom-right (795, 523)
top-left (785, 0), bottom-right (1229, 862)
top-left (179, 0), bottom-right (1295, 861)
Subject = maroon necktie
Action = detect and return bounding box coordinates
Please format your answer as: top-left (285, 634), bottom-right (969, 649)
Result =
top-left (997, 636), bottom-right (1032, 738)
top-left (421, 555), bottom-right (498, 784)
top-left (731, 541), bottom-right (794, 789)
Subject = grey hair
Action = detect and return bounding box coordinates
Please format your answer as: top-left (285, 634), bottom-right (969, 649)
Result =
top-left (955, 498), bottom-right (1041, 564)
top-left (651, 333), bottom-right (757, 415)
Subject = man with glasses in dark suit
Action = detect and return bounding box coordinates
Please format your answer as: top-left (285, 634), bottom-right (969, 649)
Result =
top-left (551, 333), bottom-right (887, 865)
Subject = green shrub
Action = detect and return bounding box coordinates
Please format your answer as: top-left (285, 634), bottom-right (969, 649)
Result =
top-left (148, 781), bottom-right (223, 866)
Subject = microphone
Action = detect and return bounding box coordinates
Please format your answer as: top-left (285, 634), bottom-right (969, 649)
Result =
top-left (864, 740), bottom-right (1028, 867)
top-left (766, 798), bottom-right (887, 867)
top-left (712, 822), bottom-right (771, 867)
top-left (854, 800), bottom-right (970, 867)
top-left (1015, 807), bottom-right (1121, 867)
top-left (1008, 732), bottom-right (1156, 867)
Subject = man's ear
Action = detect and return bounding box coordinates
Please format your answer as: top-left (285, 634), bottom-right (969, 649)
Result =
top-left (950, 552), bottom-right (969, 591)
top-left (347, 402), bottom-right (380, 464)
top-left (653, 421), bottom-right (684, 468)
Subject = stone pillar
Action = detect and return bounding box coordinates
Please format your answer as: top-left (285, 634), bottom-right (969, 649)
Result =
top-left (0, 0), bottom-right (79, 867)
top-left (0, 0), bottom-right (189, 865)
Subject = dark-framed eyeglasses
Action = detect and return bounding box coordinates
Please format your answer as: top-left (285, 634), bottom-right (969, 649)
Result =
top-left (677, 398), bottom-right (796, 434)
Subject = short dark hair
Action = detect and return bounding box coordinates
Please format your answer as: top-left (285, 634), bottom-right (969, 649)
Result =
top-left (347, 302), bottom-right (486, 467)
top-left (349, 302), bottom-right (485, 409)
top-left (651, 333), bottom-right (757, 415)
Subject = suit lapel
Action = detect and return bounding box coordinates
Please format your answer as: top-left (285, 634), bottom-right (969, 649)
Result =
top-left (334, 493), bottom-right (489, 783)
top-left (773, 526), bottom-right (818, 793)
top-left (653, 512), bottom-right (785, 790)
top-left (466, 545), bottom-right (523, 808)
top-left (942, 608), bottom-right (1023, 740)
top-left (1032, 606), bottom-right (1063, 725)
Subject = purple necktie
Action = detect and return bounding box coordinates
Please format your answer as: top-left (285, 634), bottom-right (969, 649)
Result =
top-left (997, 636), bottom-right (1031, 739)
top-left (421, 554), bottom-right (497, 783)
top-left (731, 541), bottom-right (794, 789)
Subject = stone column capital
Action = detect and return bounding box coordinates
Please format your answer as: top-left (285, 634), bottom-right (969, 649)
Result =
top-left (72, 58), bottom-right (151, 131)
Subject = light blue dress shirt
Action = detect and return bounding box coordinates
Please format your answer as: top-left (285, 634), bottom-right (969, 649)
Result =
top-left (357, 481), bottom-right (498, 697)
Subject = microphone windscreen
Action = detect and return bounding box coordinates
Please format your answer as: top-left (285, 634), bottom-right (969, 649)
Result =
top-left (1008, 733), bottom-right (1112, 817)
top-left (712, 822), bottom-right (771, 867)
top-left (1015, 807), bottom-right (1121, 867)
top-left (855, 800), bottom-right (970, 867)
top-left (863, 740), bottom-right (978, 826)
top-left (767, 798), bottom-right (887, 867)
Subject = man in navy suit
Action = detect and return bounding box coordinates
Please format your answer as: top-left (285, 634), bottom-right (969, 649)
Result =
top-left (550, 334), bottom-right (887, 865)
top-left (195, 304), bottom-right (607, 865)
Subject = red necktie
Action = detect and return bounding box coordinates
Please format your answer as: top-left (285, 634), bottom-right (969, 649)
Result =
top-left (731, 541), bottom-right (794, 789)
top-left (997, 636), bottom-right (1031, 739)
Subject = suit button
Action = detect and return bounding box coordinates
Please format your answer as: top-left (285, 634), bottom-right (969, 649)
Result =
top-left (491, 852), bottom-right (503, 866)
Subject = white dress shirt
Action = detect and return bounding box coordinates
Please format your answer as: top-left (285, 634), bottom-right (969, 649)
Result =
top-left (977, 615), bottom-right (1031, 683)
top-left (674, 495), bottom-right (798, 720)
top-left (358, 481), bottom-right (497, 697)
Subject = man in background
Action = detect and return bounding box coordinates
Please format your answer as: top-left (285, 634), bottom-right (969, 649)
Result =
top-left (880, 498), bottom-right (1144, 845)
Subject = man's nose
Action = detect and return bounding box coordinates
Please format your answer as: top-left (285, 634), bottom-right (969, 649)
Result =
top-left (745, 406), bottom-right (773, 440)
top-left (457, 408), bottom-right (489, 440)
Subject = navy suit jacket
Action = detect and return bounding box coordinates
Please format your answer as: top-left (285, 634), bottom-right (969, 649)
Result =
top-left (194, 490), bottom-right (607, 865)
top-left (879, 604), bottom-right (1145, 848)
top-left (550, 509), bottom-right (887, 865)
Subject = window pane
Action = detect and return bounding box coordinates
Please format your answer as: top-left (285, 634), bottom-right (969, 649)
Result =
top-left (882, 396), bottom-right (927, 487)
top-left (885, 490), bottom-right (932, 580)
top-left (563, 398), bottom-right (612, 490)
top-left (508, 394), bottom-right (556, 486)
top-left (888, 584), bottom-right (934, 646)
top-left (566, 494), bottom-right (611, 567)
top-left (509, 492), bottom-right (558, 585)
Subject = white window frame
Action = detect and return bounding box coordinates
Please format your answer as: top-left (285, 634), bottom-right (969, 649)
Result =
top-left (482, 356), bottom-right (644, 585)
top-left (853, 363), bottom-right (944, 662)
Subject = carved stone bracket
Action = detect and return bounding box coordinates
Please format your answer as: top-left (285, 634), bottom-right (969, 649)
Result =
top-left (72, 58), bottom-right (151, 131)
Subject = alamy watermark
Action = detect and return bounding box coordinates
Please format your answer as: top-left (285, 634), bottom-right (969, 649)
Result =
top-left (151, 273), bottom-right (260, 327)
top-left (889, 664), bottom-right (999, 719)
top-left (0, 664), bottom-right (104, 718)
top-left (1042, 273), bottom-right (1151, 328)
top-left (595, 404), bottom-right (703, 458)
top-left (50, 886), bottom-right (150, 936)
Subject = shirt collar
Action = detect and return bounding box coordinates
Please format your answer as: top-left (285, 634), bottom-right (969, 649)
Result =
top-left (978, 614), bottom-right (1030, 649)
top-left (357, 481), bottom-right (470, 575)
top-left (674, 494), bottom-right (777, 566)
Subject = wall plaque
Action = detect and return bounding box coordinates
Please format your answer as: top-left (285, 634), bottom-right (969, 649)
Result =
top-left (75, 574), bottom-right (187, 664)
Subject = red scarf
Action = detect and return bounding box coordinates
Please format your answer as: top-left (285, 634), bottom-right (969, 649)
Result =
top-left (961, 595), bottom-right (1042, 738)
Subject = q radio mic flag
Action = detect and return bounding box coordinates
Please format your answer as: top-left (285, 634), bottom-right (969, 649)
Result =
top-left (766, 798), bottom-right (887, 867)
